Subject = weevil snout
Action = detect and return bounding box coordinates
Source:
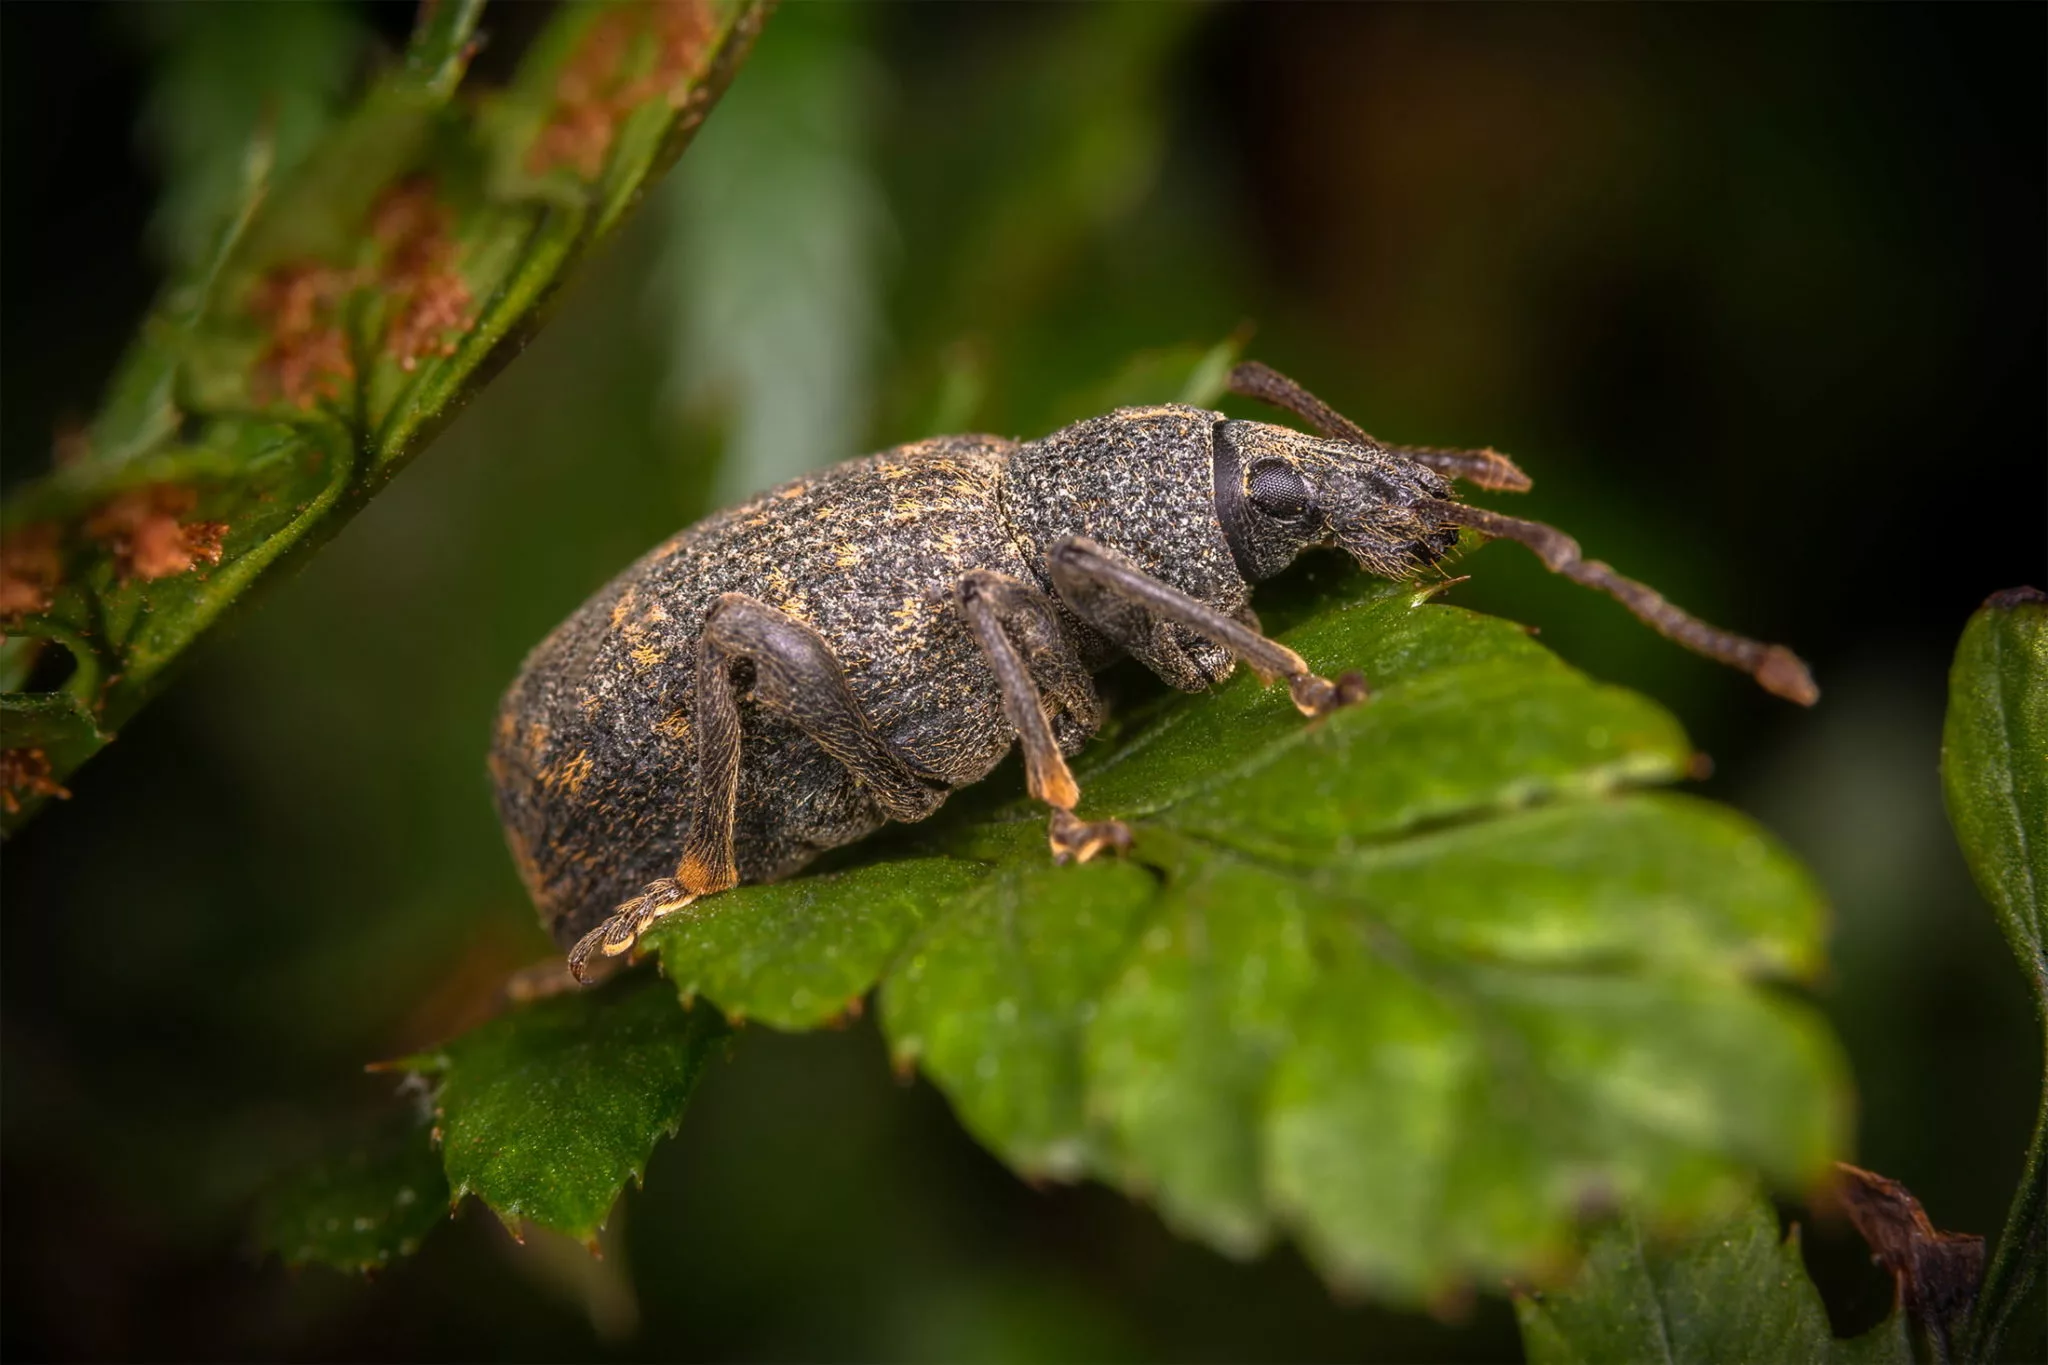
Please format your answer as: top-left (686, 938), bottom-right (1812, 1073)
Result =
top-left (1215, 419), bottom-right (1456, 583)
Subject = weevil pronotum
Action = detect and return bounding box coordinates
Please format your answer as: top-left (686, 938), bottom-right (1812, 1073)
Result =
top-left (490, 362), bottom-right (1817, 979)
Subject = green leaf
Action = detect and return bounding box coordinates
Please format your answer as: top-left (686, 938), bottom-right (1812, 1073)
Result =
top-left (1942, 586), bottom-right (2048, 1006)
top-left (1940, 586), bottom-right (2047, 1361)
top-left (0, 0), bottom-right (770, 834)
top-left (399, 970), bottom-right (729, 1243)
top-left (1514, 1192), bottom-right (1909, 1365)
top-left (255, 1112), bottom-right (451, 1273)
top-left (642, 558), bottom-right (1850, 1304)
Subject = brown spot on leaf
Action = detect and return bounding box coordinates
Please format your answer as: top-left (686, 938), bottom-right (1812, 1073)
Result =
top-left (251, 262), bottom-right (358, 408)
top-left (84, 485), bottom-right (229, 582)
top-left (527, 0), bottom-right (716, 179)
top-left (0, 524), bottom-right (64, 618)
top-left (370, 177), bottom-right (474, 371)
top-left (1834, 1162), bottom-right (1985, 1347)
top-left (1, 748), bottom-right (71, 815)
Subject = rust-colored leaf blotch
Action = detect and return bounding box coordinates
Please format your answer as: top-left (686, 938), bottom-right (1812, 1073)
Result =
top-left (527, 0), bottom-right (716, 179)
top-left (0, 524), bottom-right (64, 618)
top-left (85, 484), bottom-right (229, 582)
top-left (0, 748), bottom-right (72, 815)
top-left (251, 261), bottom-right (358, 409)
top-left (371, 177), bottom-right (474, 372)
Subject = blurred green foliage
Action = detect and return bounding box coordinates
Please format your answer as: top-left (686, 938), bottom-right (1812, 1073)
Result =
top-left (0, 0), bottom-right (764, 830)
top-left (3, 3), bottom-right (2042, 1360)
top-left (1515, 1194), bottom-right (1909, 1365)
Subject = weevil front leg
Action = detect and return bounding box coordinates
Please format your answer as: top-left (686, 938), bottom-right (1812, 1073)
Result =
top-left (1047, 536), bottom-right (1369, 718)
top-left (956, 570), bottom-right (1129, 865)
top-left (568, 592), bottom-right (948, 980)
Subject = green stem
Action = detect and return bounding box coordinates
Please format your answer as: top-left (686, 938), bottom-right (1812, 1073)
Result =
top-left (403, 0), bottom-right (487, 99)
top-left (1969, 1001), bottom-right (2047, 1363)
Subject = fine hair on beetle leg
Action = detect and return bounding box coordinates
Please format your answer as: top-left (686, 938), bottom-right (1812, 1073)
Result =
top-left (1430, 499), bottom-right (1819, 705)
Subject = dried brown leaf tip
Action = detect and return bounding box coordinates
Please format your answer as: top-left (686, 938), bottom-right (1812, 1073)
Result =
top-left (251, 262), bottom-right (357, 408)
top-left (1834, 1162), bottom-right (1985, 1344)
top-left (85, 485), bottom-right (229, 582)
top-left (372, 177), bottom-right (474, 372)
top-left (0, 525), bottom-right (64, 618)
top-left (1, 748), bottom-right (71, 815)
top-left (527, 0), bottom-right (715, 179)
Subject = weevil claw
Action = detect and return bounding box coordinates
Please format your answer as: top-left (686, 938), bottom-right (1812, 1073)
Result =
top-left (1288, 669), bottom-right (1371, 718)
top-left (1049, 808), bottom-right (1134, 864)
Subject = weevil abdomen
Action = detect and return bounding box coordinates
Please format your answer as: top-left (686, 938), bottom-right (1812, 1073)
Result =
top-left (492, 435), bottom-right (1087, 948)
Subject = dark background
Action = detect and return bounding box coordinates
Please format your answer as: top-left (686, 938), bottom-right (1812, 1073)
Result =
top-left (4, 3), bottom-right (2043, 1359)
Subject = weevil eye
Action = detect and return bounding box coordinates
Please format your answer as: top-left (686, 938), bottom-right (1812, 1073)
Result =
top-left (1247, 460), bottom-right (1312, 519)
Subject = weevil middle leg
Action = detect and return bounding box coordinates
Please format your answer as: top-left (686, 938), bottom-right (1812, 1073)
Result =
top-left (955, 569), bottom-right (1126, 863)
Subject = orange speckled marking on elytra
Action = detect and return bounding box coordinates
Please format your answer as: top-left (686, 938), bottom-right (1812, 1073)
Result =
top-left (541, 748), bottom-right (596, 795)
top-left (502, 822), bottom-right (550, 911)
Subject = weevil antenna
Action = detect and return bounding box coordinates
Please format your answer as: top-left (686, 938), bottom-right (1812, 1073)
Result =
top-left (1227, 361), bottom-right (1534, 493)
top-left (1431, 500), bottom-right (1819, 705)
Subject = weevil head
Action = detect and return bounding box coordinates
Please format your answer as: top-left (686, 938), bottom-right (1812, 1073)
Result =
top-left (1214, 420), bottom-right (1460, 581)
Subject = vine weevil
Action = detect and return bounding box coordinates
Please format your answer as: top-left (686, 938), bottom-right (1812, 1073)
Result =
top-left (489, 362), bottom-right (1816, 979)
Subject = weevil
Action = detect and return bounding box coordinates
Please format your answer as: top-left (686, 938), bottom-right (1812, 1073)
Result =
top-left (490, 362), bottom-right (1817, 979)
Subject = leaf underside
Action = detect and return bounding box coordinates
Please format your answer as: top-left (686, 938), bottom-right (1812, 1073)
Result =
top-left (0, 0), bottom-right (769, 832)
top-left (645, 561), bottom-right (1849, 1304)
top-left (401, 969), bottom-right (730, 1241)
top-left (1514, 1192), bottom-right (1909, 1365)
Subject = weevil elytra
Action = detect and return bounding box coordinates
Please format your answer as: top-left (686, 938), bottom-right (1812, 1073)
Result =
top-left (491, 363), bottom-right (1817, 979)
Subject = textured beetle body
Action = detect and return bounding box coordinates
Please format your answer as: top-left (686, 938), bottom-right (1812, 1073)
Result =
top-left (494, 406), bottom-right (1247, 949)
top-left (495, 366), bottom-right (1815, 969)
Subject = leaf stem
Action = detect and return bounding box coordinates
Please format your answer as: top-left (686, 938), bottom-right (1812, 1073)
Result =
top-left (1968, 1009), bottom-right (2047, 1363)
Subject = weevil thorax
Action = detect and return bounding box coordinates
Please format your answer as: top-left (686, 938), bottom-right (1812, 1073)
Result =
top-left (1213, 420), bottom-right (1459, 581)
top-left (1002, 404), bottom-right (1249, 610)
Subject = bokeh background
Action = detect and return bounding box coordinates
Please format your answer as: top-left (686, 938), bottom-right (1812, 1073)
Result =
top-left (4, 3), bottom-right (2043, 1360)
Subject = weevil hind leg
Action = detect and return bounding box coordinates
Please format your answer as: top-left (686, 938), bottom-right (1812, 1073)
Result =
top-left (561, 593), bottom-right (952, 982)
top-left (955, 569), bottom-right (1133, 866)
